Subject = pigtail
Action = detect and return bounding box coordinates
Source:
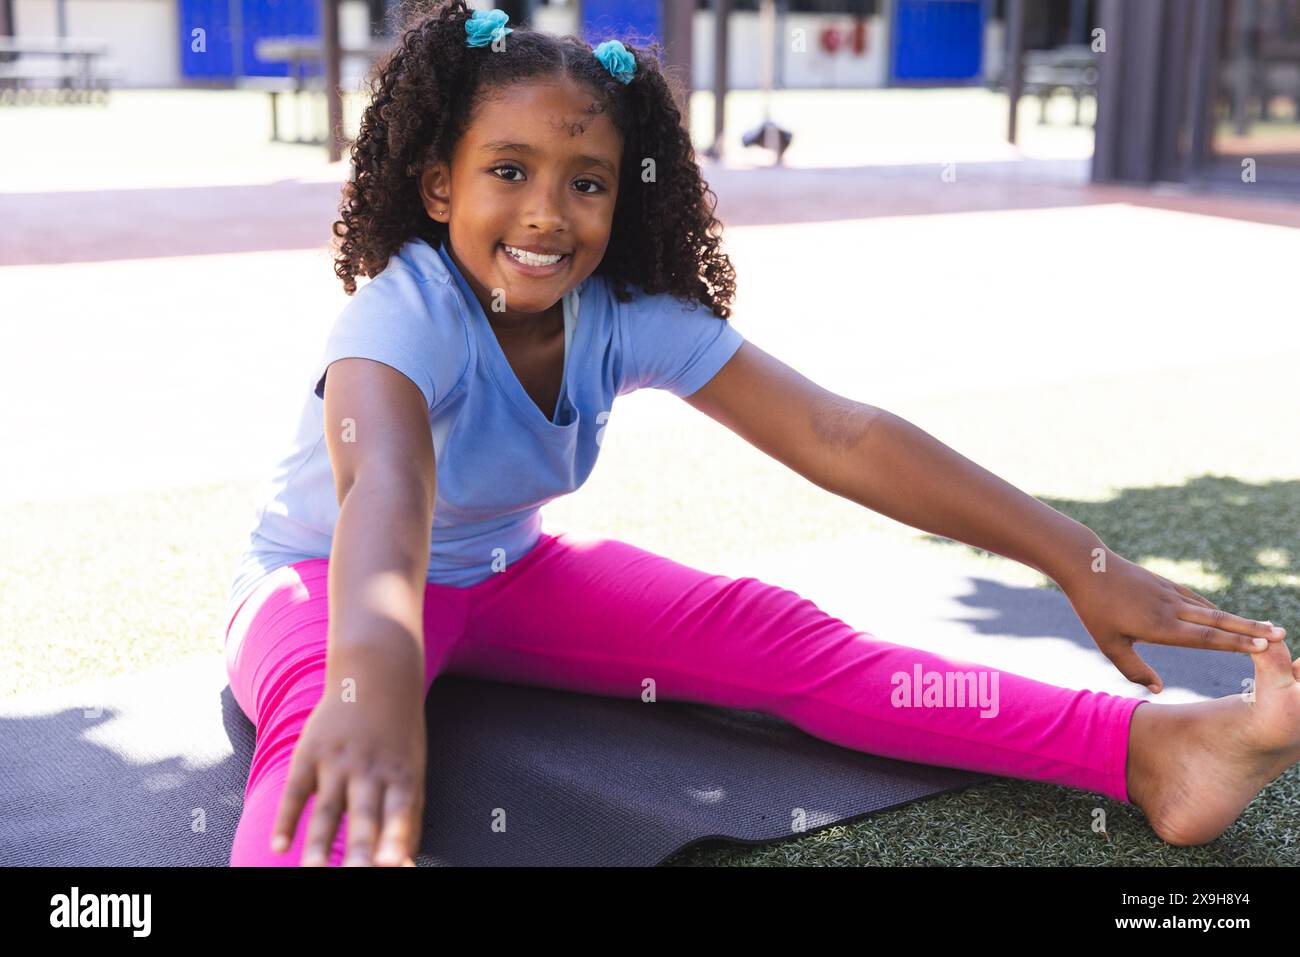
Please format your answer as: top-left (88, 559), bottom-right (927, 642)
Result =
top-left (600, 40), bottom-right (737, 319)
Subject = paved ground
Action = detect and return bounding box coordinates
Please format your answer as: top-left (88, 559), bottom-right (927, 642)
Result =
top-left (3, 88), bottom-right (1298, 506)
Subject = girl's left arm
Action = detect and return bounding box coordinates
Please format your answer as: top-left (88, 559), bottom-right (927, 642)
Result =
top-left (685, 341), bottom-right (1286, 692)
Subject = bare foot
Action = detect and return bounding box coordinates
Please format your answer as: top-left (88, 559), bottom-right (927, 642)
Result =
top-left (1125, 638), bottom-right (1300, 846)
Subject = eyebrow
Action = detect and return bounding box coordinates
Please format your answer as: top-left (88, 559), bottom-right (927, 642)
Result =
top-left (480, 140), bottom-right (618, 178)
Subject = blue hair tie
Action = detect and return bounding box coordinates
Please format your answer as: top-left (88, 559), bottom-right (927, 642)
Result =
top-left (465, 8), bottom-right (512, 48)
top-left (593, 39), bottom-right (635, 85)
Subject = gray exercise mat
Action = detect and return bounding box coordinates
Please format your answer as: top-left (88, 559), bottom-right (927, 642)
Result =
top-left (0, 536), bottom-right (1251, 866)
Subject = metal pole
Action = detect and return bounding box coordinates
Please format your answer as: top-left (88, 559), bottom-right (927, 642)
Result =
top-left (1006, 0), bottom-right (1025, 143)
top-left (774, 0), bottom-right (786, 91)
top-left (56, 0), bottom-right (70, 96)
top-left (1184, 0), bottom-right (1221, 181)
top-left (1091, 0), bottom-right (1122, 182)
top-left (758, 0), bottom-right (781, 161)
top-left (885, 0), bottom-right (897, 87)
top-left (1069, 0), bottom-right (1087, 45)
top-left (759, 0), bottom-right (773, 125)
top-left (323, 0), bottom-right (343, 162)
top-left (230, 0), bottom-right (243, 81)
top-left (1232, 0), bottom-right (1260, 135)
top-left (661, 0), bottom-right (695, 132)
top-left (707, 0), bottom-right (730, 160)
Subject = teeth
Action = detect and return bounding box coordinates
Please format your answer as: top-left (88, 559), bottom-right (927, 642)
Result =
top-left (503, 244), bottom-right (565, 266)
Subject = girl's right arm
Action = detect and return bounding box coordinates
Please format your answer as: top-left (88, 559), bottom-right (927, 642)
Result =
top-left (271, 356), bottom-right (438, 867)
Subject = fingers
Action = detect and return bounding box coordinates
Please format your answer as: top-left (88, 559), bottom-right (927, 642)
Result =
top-left (292, 766), bottom-right (421, 867)
top-left (1156, 615), bottom-right (1281, 655)
top-left (1167, 580), bottom-right (1217, 610)
top-left (301, 765), bottom-right (347, 866)
top-left (342, 776), bottom-right (384, 866)
top-left (1176, 605), bottom-right (1286, 646)
top-left (375, 781), bottom-right (421, 867)
top-left (1150, 570), bottom-right (1218, 611)
top-left (270, 748), bottom-right (319, 857)
top-left (1106, 640), bottom-right (1163, 693)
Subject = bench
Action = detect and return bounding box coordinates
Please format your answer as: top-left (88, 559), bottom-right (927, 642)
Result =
top-left (0, 60), bottom-right (115, 105)
top-left (990, 43), bottom-right (1099, 126)
top-left (248, 35), bottom-right (392, 145)
top-left (0, 36), bottom-right (112, 106)
top-left (1020, 45), bottom-right (1099, 125)
top-left (235, 74), bottom-right (326, 144)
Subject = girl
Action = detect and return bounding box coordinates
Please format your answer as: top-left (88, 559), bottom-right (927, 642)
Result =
top-left (223, 0), bottom-right (1299, 867)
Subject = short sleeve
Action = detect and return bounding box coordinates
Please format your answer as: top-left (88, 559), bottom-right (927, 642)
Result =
top-left (313, 265), bottom-right (470, 411)
top-left (618, 290), bottom-right (745, 397)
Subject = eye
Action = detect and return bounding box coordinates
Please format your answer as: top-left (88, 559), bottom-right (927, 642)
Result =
top-left (489, 163), bottom-right (524, 182)
top-left (489, 163), bottom-right (605, 194)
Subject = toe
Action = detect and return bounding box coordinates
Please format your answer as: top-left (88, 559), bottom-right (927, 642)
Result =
top-left (1256, 638), bottom-right (1295, 681)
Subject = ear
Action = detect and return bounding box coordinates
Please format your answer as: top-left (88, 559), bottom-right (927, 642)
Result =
top-left (418, 164), bottom-right (452, 223)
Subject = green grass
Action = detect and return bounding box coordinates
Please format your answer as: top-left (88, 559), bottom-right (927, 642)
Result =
top-left (4, 362), bottom-right (1297, 866)
top-left (660, 473), bottom-right (1300, 867)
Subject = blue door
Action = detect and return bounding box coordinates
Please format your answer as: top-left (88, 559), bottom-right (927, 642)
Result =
top-left (891, 0), bottom-right (984, 83)
top-left (178, 0), bottom-right (234, 78)
top-left (179, 0), bottom-right (320, 79)
top-left (581, 0), bottom-right (660, 46)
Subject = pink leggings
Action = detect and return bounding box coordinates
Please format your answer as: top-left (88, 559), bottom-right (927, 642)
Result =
top-left (224, 529), bottom-right (1145, 866)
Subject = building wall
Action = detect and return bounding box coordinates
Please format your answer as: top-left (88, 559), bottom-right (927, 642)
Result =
top-left (13, 0), bottom-right (178, 87)
top-left (8, 0), bottom-right (1004, 91)
top-left (11, 0), bottom-right (376, 88)
top-left (693, 11), bottom-right (889, 90)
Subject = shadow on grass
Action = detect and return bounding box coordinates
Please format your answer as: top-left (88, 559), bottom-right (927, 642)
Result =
top-left (920, 474), bottom-right (1300, 637)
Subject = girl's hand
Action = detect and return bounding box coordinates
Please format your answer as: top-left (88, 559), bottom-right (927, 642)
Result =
top-left (271, 681), bottom-right (427, 867)
top-left (1061, 548), bottom-right (1287, 693)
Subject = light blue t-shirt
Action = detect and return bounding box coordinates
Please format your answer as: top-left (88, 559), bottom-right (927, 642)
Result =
top-left (223, 237), bottom-right (745, 625)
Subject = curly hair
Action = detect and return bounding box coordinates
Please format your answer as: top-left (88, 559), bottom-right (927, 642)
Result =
top-left (331, 0), bottom-right (737, 319)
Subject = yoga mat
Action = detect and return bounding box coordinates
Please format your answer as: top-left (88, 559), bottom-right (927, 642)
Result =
top-left (0, 535), bottom-right (1250, 866)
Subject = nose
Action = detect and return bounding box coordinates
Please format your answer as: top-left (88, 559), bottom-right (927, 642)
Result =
top-left (519, 175), bottom-right (569, 235)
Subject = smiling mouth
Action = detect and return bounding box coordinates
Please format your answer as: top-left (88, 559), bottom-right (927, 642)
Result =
top-left (498, 243), bottom-right (571, 274)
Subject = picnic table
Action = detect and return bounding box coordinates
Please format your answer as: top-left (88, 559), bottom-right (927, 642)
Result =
top-left (0, 35), bottom-right (112, 105)
top-left (244, 36), bottom-right (392, 144)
